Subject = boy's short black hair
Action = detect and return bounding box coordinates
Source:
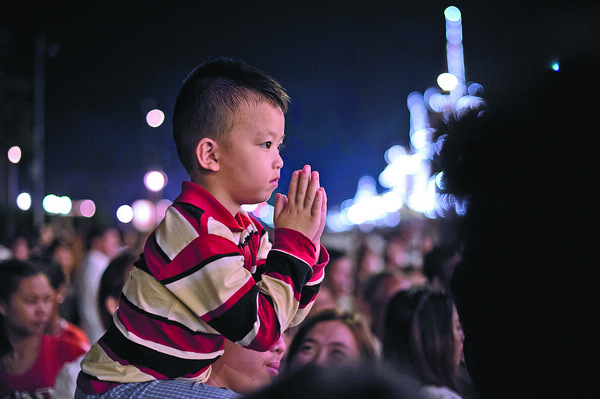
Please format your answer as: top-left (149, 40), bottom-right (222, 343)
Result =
top-left (172, 57), bottom-right (290, 176)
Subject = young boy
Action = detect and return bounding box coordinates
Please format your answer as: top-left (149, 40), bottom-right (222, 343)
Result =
top-left (76, 58), bottom-right (328, 398)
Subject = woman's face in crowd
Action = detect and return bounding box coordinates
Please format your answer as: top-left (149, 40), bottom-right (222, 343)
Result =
top-left (452, 305), bottom-right (465, 367)
top-left (289, 320), bottom-right (361, 369)
top-left (0, 273), bottom-right (54, 337)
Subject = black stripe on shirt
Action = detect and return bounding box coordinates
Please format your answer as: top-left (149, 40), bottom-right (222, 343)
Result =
top-left (159, 252), bottom-right (241, 285)
top-left (179, 202), bottom-right (206, 222)
top-left (208, 284), bottom-right (266, 342)
top-left (119, 294), bottom-right (201, 336)
top-left (265, 250), bottom-right (313, 290)
top-left (299, 283), bottom-right (321, 306)
top-left (101, 324), bottom-right (216, 379)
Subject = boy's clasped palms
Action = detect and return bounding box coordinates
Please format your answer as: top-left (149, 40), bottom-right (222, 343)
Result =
top-left (274, 164), bottom-right (327, 251)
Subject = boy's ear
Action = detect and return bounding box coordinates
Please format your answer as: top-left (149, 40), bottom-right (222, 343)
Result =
top-left (196, 138), bottom-right (220, 172)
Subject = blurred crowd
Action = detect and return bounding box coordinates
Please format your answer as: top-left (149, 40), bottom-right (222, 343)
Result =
top-left (0, 219), bottom-right (472, 398)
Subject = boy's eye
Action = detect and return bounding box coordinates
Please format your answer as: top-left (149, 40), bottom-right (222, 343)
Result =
top-left (262, 142), bottom-right (284, 151)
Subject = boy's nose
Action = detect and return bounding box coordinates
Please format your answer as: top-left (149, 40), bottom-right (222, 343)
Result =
top-left (275, 152), bottom-right (283, 169)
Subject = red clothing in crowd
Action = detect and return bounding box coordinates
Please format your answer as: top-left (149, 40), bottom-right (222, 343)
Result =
top-left (0, 334), bottom-right (88, 398)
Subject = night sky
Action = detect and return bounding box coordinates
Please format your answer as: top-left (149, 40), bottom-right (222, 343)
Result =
top-left (3, 1), bottom-right (597, 227)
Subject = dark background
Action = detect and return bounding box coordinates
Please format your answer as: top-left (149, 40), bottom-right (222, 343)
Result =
top-left (1, 0), bottom-right (598, 230)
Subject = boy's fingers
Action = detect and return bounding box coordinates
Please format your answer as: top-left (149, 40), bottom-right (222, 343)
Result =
top-left (312, 188), bottom-right (327, 242)
top-left (295, 165), bottom-right (311, 204)
top-left (304, 171), bottom-right (320, 208)
top-left (273, 193), bottom-right (286, 220)
top-left (320, 187), bottom-right (327, 220)
top-left (286, 170), bottom-right (299, 205)
top-left (319, 188), bottom-right (327, 230)
top-left (311, 185), bottom-right (323, 216)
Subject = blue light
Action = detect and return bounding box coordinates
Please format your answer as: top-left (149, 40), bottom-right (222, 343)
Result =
top-left (444, 6), bottom-right (461, 22)
top-left (551, 61), bottom-right (560, 72)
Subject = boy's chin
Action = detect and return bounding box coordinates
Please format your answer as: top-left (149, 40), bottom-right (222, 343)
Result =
top-left (243, 195), bottom-right (272, 208)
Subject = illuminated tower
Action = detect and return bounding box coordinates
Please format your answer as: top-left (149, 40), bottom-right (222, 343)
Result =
top-left (444, 6), bottom-right (466, 101)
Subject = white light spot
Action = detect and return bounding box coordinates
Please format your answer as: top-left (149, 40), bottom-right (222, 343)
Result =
top-left (146, 109), bottom-right (165, 128)
top-left (8, 146), bottom-right (21, 164)
top-left (437, 73), bottom-right (459, 92)
top-left (16, 192), bottom-right (31, 210)
top-left (144, 171), bottom-right (167, 192)
top-left (117, 205), bottom-right (134, 223)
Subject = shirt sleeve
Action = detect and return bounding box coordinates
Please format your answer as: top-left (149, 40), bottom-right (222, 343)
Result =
top-left (289, 244), bottom-right (329, 327)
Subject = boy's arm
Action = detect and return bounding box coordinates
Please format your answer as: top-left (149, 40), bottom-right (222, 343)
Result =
top-left (288, 243), bottom-right (329, 326)
top-left (270, 164), bottom-right (329, 326)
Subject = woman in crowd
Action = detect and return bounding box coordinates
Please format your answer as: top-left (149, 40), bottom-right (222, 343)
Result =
top-left (382, 286), bottom-right (464, 399)
top-left (52, 250), bottom-right (136, 399)
top-left (284, 308), bottom-right (378, 371)
top-left (0, 259), bottom-right (88, 397)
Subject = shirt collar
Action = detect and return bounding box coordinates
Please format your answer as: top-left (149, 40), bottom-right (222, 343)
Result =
top-left (174, 181), bottom-right (247, 231)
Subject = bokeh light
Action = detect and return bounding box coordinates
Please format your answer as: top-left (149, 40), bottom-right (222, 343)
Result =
top-left (437, 73), bottom-right (459, 91)
top-left (42, 194), bottom-right (72, 215)
top-left (16, 193), bottom-right (31, 211)
top-left (444, 6), bottom-right (461, 22)
top-left (7, 146), bottom-right (21, 164)
top-left (79, 199), bottom-right (96, 218)
top-left (132, 199), bottom-right (156, 232)
top-left (117, 205), bottom-right (134, 223)
top-left (144, 171), bottom-right (167, 192)
top-left (146, 109), bottom-right (165, 127)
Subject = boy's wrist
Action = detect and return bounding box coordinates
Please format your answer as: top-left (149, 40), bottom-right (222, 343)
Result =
top-left (272, 228), bottom-right (318, 265)
top-left (309, 244), bottom-right (329, 282)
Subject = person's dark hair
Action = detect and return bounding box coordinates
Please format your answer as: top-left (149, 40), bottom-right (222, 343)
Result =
top-left (382, 286), bottom-right (458, 392)
top-left (422, 245), bottom-right (460, 290)
top-left (285, 308), bottom-right (377, 369)
top-left (360, 270), bottom-right (407, 337)
top-left (172, 57), bottom-right (291, 175)
top-left (361, 270), bottom-right (402, 306)
top-left (97, 251), bottom-right (137, 329)
top-left (325, 248), bottom-right (346, 264)
top-left (0, 259), bottom-right (46, 356)
top-left (246, 362), bottom-right (423, 399)
top-left (38, 258), bottom-right (65, 291)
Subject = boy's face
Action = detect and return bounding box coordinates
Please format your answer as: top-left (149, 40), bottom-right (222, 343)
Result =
top-left (212, 101), bottom-right (285, 214)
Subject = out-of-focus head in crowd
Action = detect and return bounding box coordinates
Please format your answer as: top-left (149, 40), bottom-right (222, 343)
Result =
top-left (285, 308), bottom-right (378, 371)
top-left (0, 260), bottom-right (53, 356)
top-left (382, 286), bottom-right (463, 395)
